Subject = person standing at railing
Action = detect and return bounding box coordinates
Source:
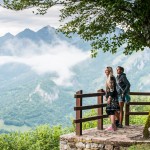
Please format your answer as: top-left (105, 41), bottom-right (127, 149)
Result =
top-left (105, 67), bottom-right (120, 131)
top-left (116, 66), bottom-right (131, 128)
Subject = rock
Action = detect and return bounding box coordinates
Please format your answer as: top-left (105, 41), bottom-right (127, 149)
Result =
top-left (75, 142), bottom-right (85, 148)
top-left (105, 144), bottom-right (113, 150)
top-left (86, 143), bottom-right (91, 148)
top-left (91, 143), bottom-right (98, 148)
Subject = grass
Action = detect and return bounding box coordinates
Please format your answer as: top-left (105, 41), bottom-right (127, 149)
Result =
top-left (127, 144), bottom-right (150, 150)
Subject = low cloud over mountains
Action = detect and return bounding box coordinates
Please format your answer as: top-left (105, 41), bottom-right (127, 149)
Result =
top-left (0, 25), bottom-right (149, 128)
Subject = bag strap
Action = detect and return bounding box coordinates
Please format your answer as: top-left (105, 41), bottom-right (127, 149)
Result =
top-left (116, 78), bottom-right (124, 93)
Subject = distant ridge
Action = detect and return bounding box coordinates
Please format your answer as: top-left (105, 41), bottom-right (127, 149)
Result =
top-left (0, 25), bottom-right (90, 49)
top-left (0, 32), bottom-right (14, 44)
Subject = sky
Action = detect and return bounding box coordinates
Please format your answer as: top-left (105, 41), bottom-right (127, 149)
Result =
top-left (0, 2), bottom-right (90, 86)
top-left (0, 1), bottom-right (62, 36)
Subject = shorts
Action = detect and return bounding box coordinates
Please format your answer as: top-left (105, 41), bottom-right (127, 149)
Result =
top-left (118, 94), bottom-right (130, 103)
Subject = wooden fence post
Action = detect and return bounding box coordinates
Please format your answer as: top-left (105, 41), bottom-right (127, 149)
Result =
top-left (76, 90), bottom-right (82, 135)
top-left (125, 103), bottom-right (129, 126)
top-left (97, 89), bottom-right (103, 130)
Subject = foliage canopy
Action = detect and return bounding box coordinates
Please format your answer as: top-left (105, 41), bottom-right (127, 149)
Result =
top-left (2, 0), bottom-right (150, 57)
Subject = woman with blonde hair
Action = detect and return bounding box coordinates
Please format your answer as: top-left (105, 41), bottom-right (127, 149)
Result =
top-left (105, 66), bottom-right (120, 131)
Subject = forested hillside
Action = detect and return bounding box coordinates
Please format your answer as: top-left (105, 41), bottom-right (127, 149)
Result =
top-left (0, 26), bottom-right (150, 131)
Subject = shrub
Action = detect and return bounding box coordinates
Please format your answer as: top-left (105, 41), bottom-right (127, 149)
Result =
top-left (0, 125), bottom-right (62, 150)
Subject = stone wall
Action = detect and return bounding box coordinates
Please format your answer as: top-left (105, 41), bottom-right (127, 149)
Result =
top-left (60, 126), bottom-right (150, 150)
top-left (60, 140), bottom-right (126, 150)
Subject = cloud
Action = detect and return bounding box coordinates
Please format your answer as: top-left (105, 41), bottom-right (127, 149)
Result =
top-left (0, 39), bottom-right (90, 86)
top-left (0, 5), bottom-right (62, 36)
top-left (0, 4), bottom-right (89, 86)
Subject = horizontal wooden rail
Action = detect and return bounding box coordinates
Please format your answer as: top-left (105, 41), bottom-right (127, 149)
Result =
top-left (129, 102), bottom-right (150, 105)
top-left (74, 115), bottom-right (108, 123)
top-left (128, 112), bottom-right (149, 115)
top-left (74, 92), bottom-right (105, 98)
top-left (75, 92), bottom-right (150, 98)
top-left (129, 92), bottom-right (150, 96)
top-left (74, 104), bottom-right (107, 110)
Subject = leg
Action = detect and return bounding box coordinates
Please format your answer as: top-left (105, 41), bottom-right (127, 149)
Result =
top-left (110, 115), bottom-right (115, 124)
top-left (110, 115), bottom-right (116, 131)
top-left (115, 111), bottom-right (119, 120)
top-left (115, 111), bottom-right (120, 127)
top-left (119, 102), bottom-right (124, 126)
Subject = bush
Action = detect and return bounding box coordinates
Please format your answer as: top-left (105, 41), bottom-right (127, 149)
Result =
top-left (0, 125), bottom-right (62, 150)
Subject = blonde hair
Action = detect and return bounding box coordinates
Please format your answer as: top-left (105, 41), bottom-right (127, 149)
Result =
top-left (106, 66), bottom-right (113, 76)
top-left (105, 67), bottom-right (114, 91)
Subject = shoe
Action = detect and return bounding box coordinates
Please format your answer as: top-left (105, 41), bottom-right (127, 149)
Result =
top-left (115, 120), bottom-right (119, 127)
top-left (105, 126), bottom-right (115, 131)
top-left (118, 124), bottom-right (123, 128)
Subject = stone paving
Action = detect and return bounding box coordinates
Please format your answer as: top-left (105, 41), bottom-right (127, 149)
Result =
top-left (60, 125), bottom-right (150, 149)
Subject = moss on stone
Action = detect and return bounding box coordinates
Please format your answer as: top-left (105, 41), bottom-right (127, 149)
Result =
top-left (143, 111), bottom-right (150, 139)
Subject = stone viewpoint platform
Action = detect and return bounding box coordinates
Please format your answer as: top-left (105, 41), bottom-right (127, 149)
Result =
top-left (60, 125), bottom-right (150, 150)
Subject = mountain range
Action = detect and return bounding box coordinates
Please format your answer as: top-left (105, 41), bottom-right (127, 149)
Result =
top-left (0, 25), bottom-right (149, 131)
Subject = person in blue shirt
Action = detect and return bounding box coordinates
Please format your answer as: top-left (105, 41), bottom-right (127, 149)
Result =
top-left (116, 66), bottom-right (130, 128)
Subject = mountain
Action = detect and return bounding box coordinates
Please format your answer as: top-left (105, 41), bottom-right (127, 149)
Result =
top-left (0, 26), bottom-right (149, 131)
top-left (37, 25), bottom-right (59, 43)
top-left (0, 32), bottom-right (13, 55)
top-left (0, 33), bottom-right (14, 44)
top-left (0, 25), bottom-right (90, 56)
top-left (16, 28), bottom-right (40, 42)
top-left (0, 26), bottom-right (90, 128)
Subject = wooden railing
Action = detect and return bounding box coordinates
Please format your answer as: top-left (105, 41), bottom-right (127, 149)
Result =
top-left (74, 90), bottom-right (150, 136)
top-left (125, 92), bottom-right (150, 126)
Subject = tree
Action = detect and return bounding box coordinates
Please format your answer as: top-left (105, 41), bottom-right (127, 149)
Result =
top-left (1, 0), bottom-right (150, 57)
top-left (143, 111), bottom-right (150, 139)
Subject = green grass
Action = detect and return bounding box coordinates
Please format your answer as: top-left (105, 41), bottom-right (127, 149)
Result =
top-left (127, 144), bottom-right (150, 150)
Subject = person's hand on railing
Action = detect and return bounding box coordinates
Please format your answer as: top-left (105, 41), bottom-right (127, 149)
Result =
top-left (101, 89), bottom-right (106, 94)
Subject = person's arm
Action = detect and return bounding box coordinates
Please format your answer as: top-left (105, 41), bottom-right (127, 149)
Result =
top-left (105, 91), bottom-right (109, 99)
top-left (107, 96), bottom-right (111, 104)
top-left (122, 76), bottom-right (130, 94)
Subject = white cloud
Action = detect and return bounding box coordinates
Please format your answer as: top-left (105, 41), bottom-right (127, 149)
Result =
top-left (0, 5), bottom-right (62, 36)
top-left (0, 5), bottom-right (89, 86)
top-left (0, 40), bottom-right (90, 86)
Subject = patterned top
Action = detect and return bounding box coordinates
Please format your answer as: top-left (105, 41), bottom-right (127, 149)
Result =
top-left (105, 76), bottom-right (119, 115)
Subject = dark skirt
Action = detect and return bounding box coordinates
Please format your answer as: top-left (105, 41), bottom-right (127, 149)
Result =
top-left (106, 99), bottom-right (120, 115)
